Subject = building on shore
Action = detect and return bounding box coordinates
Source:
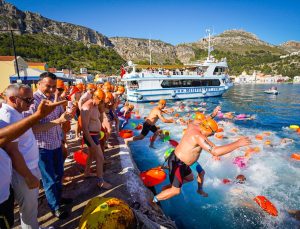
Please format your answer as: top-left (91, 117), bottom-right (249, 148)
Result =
top-left (27, 62), bottom-right (48, 71)
top-left (234, 71), bottom-right (290, 84)
top-left (0, 56), bottom-right (28, 92)
top-left (293, 76), bottom-right (300, 83)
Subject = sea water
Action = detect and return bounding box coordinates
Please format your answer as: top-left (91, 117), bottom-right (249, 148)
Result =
top-left (127, 84), bottom-right (300, 229)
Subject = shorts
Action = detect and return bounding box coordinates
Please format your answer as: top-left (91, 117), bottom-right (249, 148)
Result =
top-left (168, 153), bottom-right (192, 188)
top-left (141, 122), bottom-right (158, 136)
top-left (83, 132), bottom-right (100, 147)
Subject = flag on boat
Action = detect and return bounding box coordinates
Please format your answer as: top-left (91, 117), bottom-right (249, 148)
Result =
top-left (120, 66), bottom-right (126, 78)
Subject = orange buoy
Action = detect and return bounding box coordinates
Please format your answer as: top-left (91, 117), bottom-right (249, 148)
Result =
top-left (119, 130), bottom-right (134, 139)
top-left (140, 167), bottom-right (166, 187)
top-left (265, 140), bottom-right (272, 145)
top-left (297, 128), bottom-right (300, 133)
top-left (214, 133), bottom-right (224, 140)
top-left (253, 196), bottom-right (278, 217)
top-left (135, 124), bottom-right (143, 130)
top-left (255, 135), bottom-right (263, 140)
top-left (291, 153), bottom-right (300, 161)
top-left (73, 150), bottom-right (88, 166)
top-left (216, 128), bottom-right (224, 133)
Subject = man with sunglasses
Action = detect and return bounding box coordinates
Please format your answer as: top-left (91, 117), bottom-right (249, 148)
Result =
top-left (0, 84), bottom-right (52, 229)
top-left (152, 117), bottom-right (251, 204)
top-left (125, 99), bottom-right (174, 148)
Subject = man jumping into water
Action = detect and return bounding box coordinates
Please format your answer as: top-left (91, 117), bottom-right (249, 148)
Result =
top-left (125, 99), bottom-right (174, 148)
top-left (152, 118), bottom-right (251, 204)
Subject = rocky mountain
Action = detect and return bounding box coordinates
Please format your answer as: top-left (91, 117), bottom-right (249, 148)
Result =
top-left (0, 0), bottom-right (112, 47)
top-left (186, 30), bottom-right (285, 55)
top-left (280, 41), bottom-right (300, 53)
top-left (110, 37), bottom-right (178, 64)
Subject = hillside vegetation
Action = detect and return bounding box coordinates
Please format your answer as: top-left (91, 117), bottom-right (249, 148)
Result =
top-left (0, 33), bottom-right (124, 74)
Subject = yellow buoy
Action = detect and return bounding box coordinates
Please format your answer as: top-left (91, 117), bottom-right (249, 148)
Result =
top-left (79, 197), bottom-right (135, 229)
top-left (290, 125), bottom-right (299, 130)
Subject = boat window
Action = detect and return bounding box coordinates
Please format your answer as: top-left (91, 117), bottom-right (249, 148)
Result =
top-left (213, 67), bottom-right (226, 75)
top-left (128, 81), bottom-right (139, 90)
top-left (161, 79), bottom-right (220, 88)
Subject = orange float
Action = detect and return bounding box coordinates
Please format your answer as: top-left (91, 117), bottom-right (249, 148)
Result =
top-left (174, 113), bottom-right (180, 118)
top-left (135, 124), bottom-right (143, 130)
top-left (291, 153), bottom-right (300, 161)
top-left (297, 128), bottom-right (300, 133)
top-left (255, 135), bottom-right (263, 140)
top-left (253, 196), bottom-right (278, 217)
top-left (214, 133), bottom-right (224, 140)
top-left (216, 128), bottom-right (224, 133)
top-left (119, 130), bottom-right (134, 139)
top-left (140, 166), bottom-right (166, 187)
top-left (74, 150), bottom-right (88, 166)
top-left (265, 140), bottom-right (272, 145)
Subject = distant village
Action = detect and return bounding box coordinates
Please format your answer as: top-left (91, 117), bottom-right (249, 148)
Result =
top-left (1, 55), bottom-right (300, 93)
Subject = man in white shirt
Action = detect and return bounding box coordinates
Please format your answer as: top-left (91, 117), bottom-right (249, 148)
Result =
top-left (0, 92), bottom-right (67, 229)
top-left (0, 84), bottom-right (42, 229)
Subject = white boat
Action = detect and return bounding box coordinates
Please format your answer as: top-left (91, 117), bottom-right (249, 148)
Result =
top-left (264, 86), bottom-right (279, 95)
top-left (264, 89), bottom-right (279, 95)
top-left (121, 30), bottom-right (233, 102)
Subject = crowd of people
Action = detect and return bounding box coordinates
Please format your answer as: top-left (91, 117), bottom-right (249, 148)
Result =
top-left (0, 72), bottom-right (128, 229)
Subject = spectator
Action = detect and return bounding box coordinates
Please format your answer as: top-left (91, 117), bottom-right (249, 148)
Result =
top-left (25, 72), bottom-right (72, 219)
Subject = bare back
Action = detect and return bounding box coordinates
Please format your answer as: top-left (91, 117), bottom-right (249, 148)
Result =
top-left (175, 123), bottom-right (206, 165)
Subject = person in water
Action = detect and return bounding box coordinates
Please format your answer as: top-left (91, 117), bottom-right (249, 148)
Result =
top-left (152, 118), bottom-right (251, 203)
top-left (125, 99), bottom-right (174, 148)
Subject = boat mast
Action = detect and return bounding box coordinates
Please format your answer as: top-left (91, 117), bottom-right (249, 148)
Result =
top-left (206, 29), bottom-right (211, 61)
top-left (149, 39), bottom-right (152, 65)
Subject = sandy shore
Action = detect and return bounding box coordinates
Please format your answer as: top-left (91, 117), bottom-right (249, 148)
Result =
top-left (12, 126), bottom-right (176, 229)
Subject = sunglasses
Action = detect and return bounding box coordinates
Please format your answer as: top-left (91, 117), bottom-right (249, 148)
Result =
top-left (16, 96), bottom-right (34, 104)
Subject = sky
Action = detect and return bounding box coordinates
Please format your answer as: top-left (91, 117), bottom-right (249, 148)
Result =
top-left (6, 0), bottom-right (300, 45)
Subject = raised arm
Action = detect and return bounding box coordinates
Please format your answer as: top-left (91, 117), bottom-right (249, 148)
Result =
top-left (209, 106), bottom-right (221, 119)
top-left (0, 100), bottom-right (67, 147)
top-left (157, 110), bottom-right (173, 123)
top-left (196, 135), bottom-right (251, 157)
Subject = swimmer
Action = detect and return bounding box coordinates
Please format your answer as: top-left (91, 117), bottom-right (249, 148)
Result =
top-left (152, 118), bottom-right (251, 204)
top-left (125, 99), bottom-right (174, 148)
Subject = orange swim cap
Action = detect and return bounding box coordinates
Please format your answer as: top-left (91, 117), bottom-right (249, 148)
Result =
top-left (129, 104), bottom-right (134, 110)
top-left (118, 86), bottom-right (125, 93)
top-left (194, 112), bottom-right (206, 121)
top-left (158, 99), bottom-right (166, 105)
top-left (94, 89), bottom-right (105, 101)
top-left (87, 83), bottom-right (96, 90)
top-left (105, 92), bottom-right (114, 102)
top-left (202, 118), bottom-right (218, 133)
top-left (56, 79), bottom-right (65, 89)
top-left (76, 83), bottom-right (84, 91)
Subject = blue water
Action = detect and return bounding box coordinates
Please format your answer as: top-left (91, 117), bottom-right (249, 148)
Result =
top-left (127, 84), bottom-right (300, 229)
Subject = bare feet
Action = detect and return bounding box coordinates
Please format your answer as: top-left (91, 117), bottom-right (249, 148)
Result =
top-left (97, 181), bottom-right (113, 190)
top-left (197, 189), bottom-right (208, 197)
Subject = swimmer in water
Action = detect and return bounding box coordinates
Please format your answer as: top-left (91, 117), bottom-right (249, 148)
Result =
top-left (152, 118), bottom-right (251, 204)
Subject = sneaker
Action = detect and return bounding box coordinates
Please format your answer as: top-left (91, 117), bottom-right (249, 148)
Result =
top-left (61, 197), bottom-right (73, 205)
top-left (52, 208), bottom-right (68, 219)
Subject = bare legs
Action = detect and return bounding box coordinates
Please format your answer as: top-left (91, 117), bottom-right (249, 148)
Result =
top-left (197, 170), bottom-right (208, 197)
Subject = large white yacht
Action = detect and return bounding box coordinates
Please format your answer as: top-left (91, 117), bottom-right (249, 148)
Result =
top-left (121, 31), bottom-right (233, 102)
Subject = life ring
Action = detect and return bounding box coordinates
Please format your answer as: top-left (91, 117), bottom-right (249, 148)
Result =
top-left (171, 91), bottom-right (176, 98)
top-left (253, 196), bottom-right (278, 217)
top-left (119, 130), bottom-right (133, 139)
top-left (289, 125), bottom-right (299, 130)
top-left (140, 166), bottom-right (166, 187)
top-left (291, 153), bottom-right (300, 161)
